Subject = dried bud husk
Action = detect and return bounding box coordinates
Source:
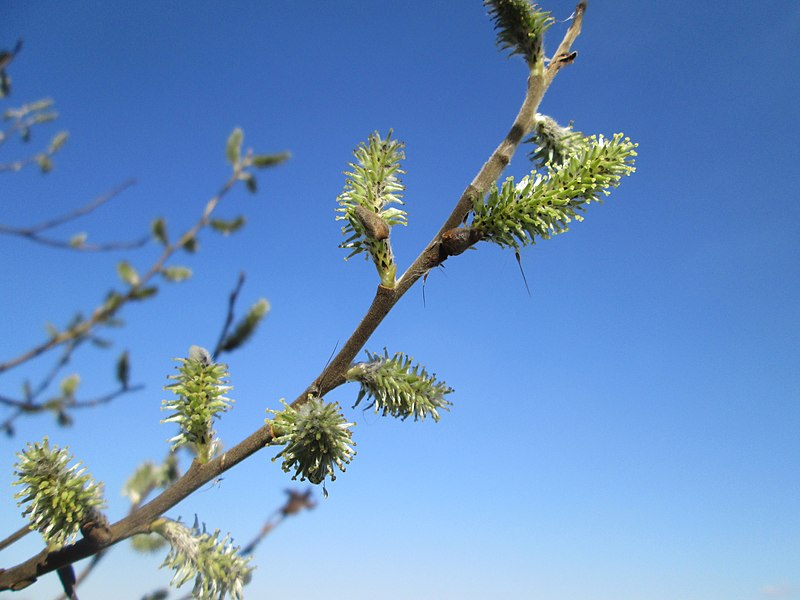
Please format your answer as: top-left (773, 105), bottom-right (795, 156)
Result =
top-left (440, 227), bottom-right (482, 257)
top-left (353, 205), bottom-right (390, 240)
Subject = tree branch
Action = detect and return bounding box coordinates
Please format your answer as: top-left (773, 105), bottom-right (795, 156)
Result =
top-left (0, 171), bottom-right (243, 375)
top-left (0, 4), bottom-right (587, 589)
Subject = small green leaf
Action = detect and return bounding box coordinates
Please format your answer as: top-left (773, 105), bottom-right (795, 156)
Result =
top-left (116, 261), bottom-right (140, 286)
top-left (116, 351), bottom-right (130, 389)
top-left (131, 532), bottom-right (168, 553)
top-left (182, 236), bottom-right (198, 253)
top-left (161, 266), bottom-right (192, 282)
top-left (31, 112), bottom-right (57, 126)
top-left (220, 298), bottom-right (270, 353)
top-left (69, 232), bottom-right (87, 248)
top-left (59, 374), bottom-right (80, 397)
top-left (240, 172), bottom-right (257, 194)
top-left (37, 154), bottom-right (53, 174)
top-left (48, 131), bottom-right (68, 153)
top-left (151, 218), bottom-right (168, 245)
top-left (226, 127), bottom-right (243, 165)
top-left (250, 151), bottom-right (290, 168)
top-left (209, 216), bottom-right (245, 235)
top-left (130, 286), bottom-right (158, 301)
top-left (103, 291), bottom-right (124, 313)
top-left (90, 336), bottom-right (112, 349)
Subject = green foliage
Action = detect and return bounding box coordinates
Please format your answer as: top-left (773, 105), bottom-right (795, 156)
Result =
top-left (116, 350), bottom-right (130, 388)
top-left (13, 437), bottom-right (105, 549)
top-left (219, 298), bottom-right (269, 354)
top-left (267, 398), bottom-right (356, 486)
top-left (153, 517), bottom-right (251, 600)
top-left (472, 133), bottom-right (637, 250)
top-left (240, 171), bottom-right (257, 194)
top-left (36, 154), bottom-right (52, 173)
top-left (48, 130), bottom-right (68, 153)
top-left (160, 266), bottom-right (193, 283)
top-left (131, 532), bottom-right (168, 553)
top-left (346, 349), bottom-right (453, 422)
top-left (59, 373), bottom-right (80, 397)
top-left (336, 130), bottom-right (407, 288)
top-left (161, 346), bottom-right (233, 463)
top-left (68, 232), bottom-right (87, 248)
top-left (182, 235), bottom-right (198, 253)
top-left (130, 286), bottom-right (158, 301)
top-left (250, 151), bottom-right (290, 168)
top-left (226, 127), bottom-right (243, 166)
top-left (484, 0), bottom-right (554, 67)
top-left (122, 456), bottom-right (179, 506)
top-left (210, 216), bottom-right (246, 236)
top-left (151, 218), bottom-right (168, 245)
top-left (116, 260), bottom-right (140, 286)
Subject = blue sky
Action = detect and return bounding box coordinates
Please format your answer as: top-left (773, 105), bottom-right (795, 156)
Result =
top-left (2, 1), bottom-right (799, 599)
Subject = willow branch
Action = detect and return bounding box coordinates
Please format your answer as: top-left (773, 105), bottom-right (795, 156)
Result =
top-left (0, 4), bottom-right (587, 590)
top-left (2, 180), bottom-right (136, 232)
top-left (0, 181), bottom-right (151, 251)
top-left (212, 272), bottom-right (246, 360)
top-left (0, 525), bottom-right (31, 552)
top-left (0, 171), bottom-right (243, 375)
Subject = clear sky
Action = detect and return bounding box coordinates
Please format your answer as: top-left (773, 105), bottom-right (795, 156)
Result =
top-left (2, 2), bottom-right (799, 599)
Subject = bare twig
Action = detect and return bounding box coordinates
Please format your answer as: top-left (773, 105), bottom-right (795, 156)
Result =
top-left (0, 180), bottom-right (151, 250)
top-left (0, 170), bottom-right (244, 375)
top-left (0, 524), bottom-right (31, 552)
top-left (212, 272), bottom-right (246, 360)
top-left (240, 489), bottom-right (316, 556)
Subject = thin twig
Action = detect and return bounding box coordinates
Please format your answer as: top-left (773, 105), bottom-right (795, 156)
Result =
top-left (0, 170), bottom-right (243, 375)
top-left (212, 272), bottom-right (246, 360)
top-left (0, 524), bottom-right (31, 552)
top-left (9, 180), bottom-right (136, 233)
top-left (0, 180), bottom-right (150, 250)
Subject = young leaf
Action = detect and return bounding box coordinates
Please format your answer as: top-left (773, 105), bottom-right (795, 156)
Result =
top-left (161, 266), bottom-right (193, 282)
top-left (226, 127), bottom-right (243, 166)
top-left (48, 131), bottom-right (68, 153)
top-left (182, 236), bottom-right (198, 253)
top-left (130, 286), bottom-right (158, 301)
top-left (116, 350), bottom-right (130, 389)
top-left (209, 216), bottom-right (246, 236)
top-left (250, 151), bottom-right (290, 168)
top-left (220, 298), bottom-right (270, 353)
top-left (37, 154), bottom-right (53, 174)
top-left (59, 374), bottom-right (80, 397)
top-left (69, 232), bottom-right (87, 248)
top-left (241, 172), bottom-right (257, 194)
top-left (117, 261), bottom-right (140, 286)
top-left (151, 218), bottom-right (168, 245)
